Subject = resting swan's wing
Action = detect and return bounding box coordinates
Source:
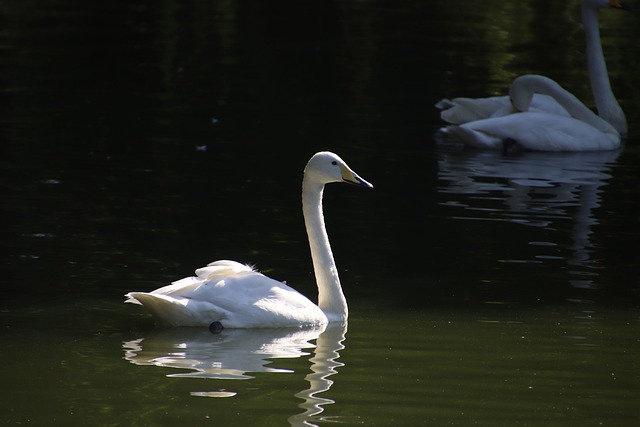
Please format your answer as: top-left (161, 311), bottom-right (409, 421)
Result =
top-left (437, 94), bottom-right (570, 125)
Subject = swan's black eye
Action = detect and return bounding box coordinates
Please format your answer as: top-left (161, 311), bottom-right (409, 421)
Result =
top-left (331, 161), bottom-right (337, 166)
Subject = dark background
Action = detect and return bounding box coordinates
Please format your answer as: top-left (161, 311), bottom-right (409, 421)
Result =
top-left (2, 0), bottom-right (639, 311)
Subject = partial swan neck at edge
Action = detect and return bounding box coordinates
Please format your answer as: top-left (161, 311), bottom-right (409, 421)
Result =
top-left (515, 75), bottom-right (618, 136)
top-left (581, 1), bottom-right (627, 135)
top-left (302, 178), bottom-right (348, 322)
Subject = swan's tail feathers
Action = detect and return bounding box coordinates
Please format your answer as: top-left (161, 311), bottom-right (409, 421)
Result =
top-left (438, 97), bottom-right (505, 125)
top-left (124, 292), bottom-right (224, 326)
top-left (124, 292), bottom-right (143, 305)
top-left (435, 98), bottom-right (455, 109)
top-left (125, 292), bottom-right (171, 308)
top-left (134, 276), bottom-right (205, 299)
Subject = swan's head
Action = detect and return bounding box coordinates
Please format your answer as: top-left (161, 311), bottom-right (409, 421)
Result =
top-left (304, 151), bottom-right (373, 188)
top-left (509, 75), bottom-right (536, 112)
top-left (509, 74), bottom-right (561, 113)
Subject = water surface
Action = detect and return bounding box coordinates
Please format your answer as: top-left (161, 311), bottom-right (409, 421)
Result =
top-left (1, 0), bottom-right (639, 425)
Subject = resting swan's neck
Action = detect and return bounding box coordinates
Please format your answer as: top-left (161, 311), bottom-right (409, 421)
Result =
top-left (514, 75), bottom-right (618, 136)
top-left (582, 1), bottom-right (627, 135)
top-left (302, 178), bottom-right (347, 321)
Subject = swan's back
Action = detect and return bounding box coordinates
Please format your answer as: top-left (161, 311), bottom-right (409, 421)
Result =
top-left (125, 260), bottom-right (328, 328)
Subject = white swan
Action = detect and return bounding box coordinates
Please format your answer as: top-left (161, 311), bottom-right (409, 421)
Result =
top-left (125, 151), bottom-right (373, 328)
top-left (436, 0), bottom-right (628, 136)
top-left (443, 74), bottom-right (620, 152)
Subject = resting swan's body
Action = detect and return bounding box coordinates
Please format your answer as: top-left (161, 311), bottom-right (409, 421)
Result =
top-left (444, 74), bottom-right (620, 152)
top-left (436, 0), bottom-right (628, 137)
top-left (125, 152), bottom-right (373, 328)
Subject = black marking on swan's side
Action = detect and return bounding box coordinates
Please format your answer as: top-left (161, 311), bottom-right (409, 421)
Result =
top-left (209, 321), bottom-right (224, 334)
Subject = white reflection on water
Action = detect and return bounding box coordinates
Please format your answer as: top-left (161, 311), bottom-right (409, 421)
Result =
top-left (436, 146), bottom-right (621, 288)
top-left (288, 323), bottom-right (348, 426)
top-left (123, 323), bottom-right (348, 427)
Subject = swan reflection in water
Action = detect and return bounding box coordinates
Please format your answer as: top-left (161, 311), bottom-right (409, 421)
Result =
top-left (123, 322), bottom-right (348, 426)
top-left (436, 145), bottom-right (621, 288)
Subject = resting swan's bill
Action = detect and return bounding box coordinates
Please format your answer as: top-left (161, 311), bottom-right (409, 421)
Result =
top-left (436, 0), bottom-right (628, 136)
top-left (443, 74), bottom-right (620, 152)
top-left (125, 152), bottom-right (372, 329)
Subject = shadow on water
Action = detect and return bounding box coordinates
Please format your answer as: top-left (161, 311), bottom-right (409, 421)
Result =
top-left (123, 323), bottom-right (350, 427)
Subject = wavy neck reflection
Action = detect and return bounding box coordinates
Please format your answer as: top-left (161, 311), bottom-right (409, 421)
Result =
top-left (288, 322), bottom-right (348, 427)
top-left (436, 148), bottom-right (620, 289)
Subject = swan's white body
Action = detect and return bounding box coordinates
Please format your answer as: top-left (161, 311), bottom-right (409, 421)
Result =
top-left (444, 74), bottom-right (620, 152)
top-left (436, 0), bottom-right (628, 136)
top-left (435, 94), bottom-right (570, 124)
top-left (125, 152), bottom-right (373, 328)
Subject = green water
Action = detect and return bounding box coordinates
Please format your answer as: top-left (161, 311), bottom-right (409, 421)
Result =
top-left (2, 303), bottom-right (638, 426)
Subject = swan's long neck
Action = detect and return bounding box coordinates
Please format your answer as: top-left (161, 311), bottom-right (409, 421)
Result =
top-left (524, 75), bottom-right (618, 136)
top-left (581, 2), bottom-right (627, 135)
top-left (509, 74), bottom-right (619, 137)
top-left (302, 178), bottom-right (347, 321)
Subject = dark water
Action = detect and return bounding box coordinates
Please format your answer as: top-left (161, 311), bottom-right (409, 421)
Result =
top-left (2, 0), bottom-right (639, 425)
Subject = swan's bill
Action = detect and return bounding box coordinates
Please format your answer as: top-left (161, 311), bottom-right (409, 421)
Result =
top-left (340, 166), bottom-right (373, 189)
top-left (609, 0), bottom-right (629, 10)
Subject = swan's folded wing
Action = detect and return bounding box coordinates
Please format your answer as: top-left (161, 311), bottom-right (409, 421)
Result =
top-left (150, 276), bottom-right (206, 297)
top-left (126, 260), bottom-right (257, 302)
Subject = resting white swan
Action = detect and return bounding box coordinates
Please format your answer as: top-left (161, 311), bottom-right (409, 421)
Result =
top-left (125, 152), bottom-right (372, 329)
top-left (436, 0), bottom-right (628, 136)
top-left (443, 74), bottom-right (620, 152)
